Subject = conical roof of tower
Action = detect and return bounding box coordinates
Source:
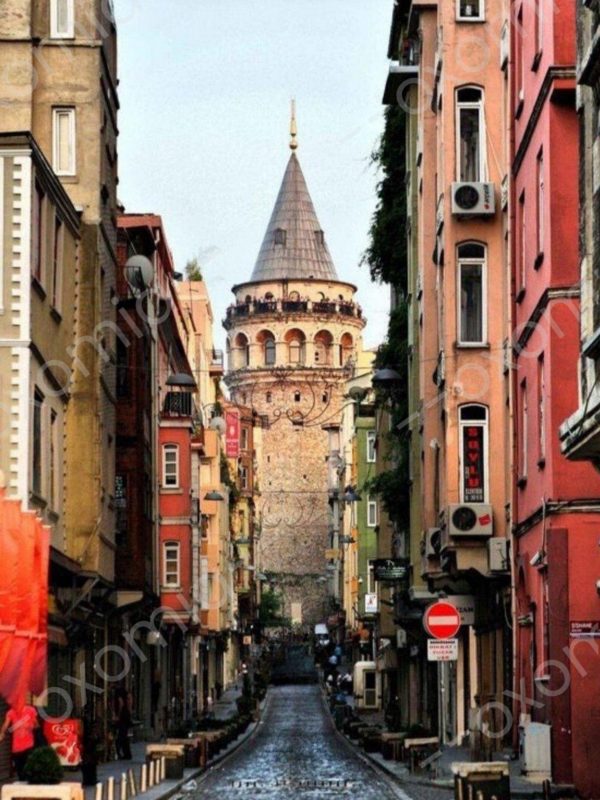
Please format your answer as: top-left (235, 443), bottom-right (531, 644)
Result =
top-left (250, 152), bottom-right (338, 282)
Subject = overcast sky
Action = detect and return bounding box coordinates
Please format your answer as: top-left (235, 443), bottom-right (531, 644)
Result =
top-left (114, 0), bottom-right (392, 351)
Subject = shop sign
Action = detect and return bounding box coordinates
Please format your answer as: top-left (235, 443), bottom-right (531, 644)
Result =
top-left (372, 559), bottom-right (408, 582)
top-left (427, 639), bottom-right (458, 662)
top-left (463, 424), bottom-right (485, 503)
top-left (570, 620), bottom-right (600, 638)
top-left (447, 594), bottom-right (475, 626)
top-left (364, 593), bottom-right (378, 614)
top-left (225, 409), bottom-right (240, 458)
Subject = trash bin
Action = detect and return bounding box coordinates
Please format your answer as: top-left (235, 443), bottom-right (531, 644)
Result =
top-left (146, 744), bottom-right (185, 780)
top-left (452, 761), bottom-right (510, 800)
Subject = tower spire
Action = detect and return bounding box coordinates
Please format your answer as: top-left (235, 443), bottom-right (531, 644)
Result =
top-left (290, 98), bottom-right (298, 151)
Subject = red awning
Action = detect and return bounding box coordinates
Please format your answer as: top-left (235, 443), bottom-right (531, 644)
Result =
top-left (0, 490), bottom-right (49, 709)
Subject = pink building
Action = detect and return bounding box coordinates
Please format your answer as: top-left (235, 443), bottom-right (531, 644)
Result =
top-left (511, 3), bottom-right (600, 795)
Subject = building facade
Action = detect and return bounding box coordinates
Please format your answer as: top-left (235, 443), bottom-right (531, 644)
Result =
top-left (224, 124), bottom-right (365, 627)
top-left (384, 0), bottom-right (511, 745)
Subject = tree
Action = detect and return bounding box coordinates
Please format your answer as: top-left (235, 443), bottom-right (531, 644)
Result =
top-left (184, 257), bottom-right (203, 281)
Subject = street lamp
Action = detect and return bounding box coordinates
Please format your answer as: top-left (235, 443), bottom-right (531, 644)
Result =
top-left (372, 367), bottom-right (402, 390)
top-left (204, 490), bottom-right (225, 502)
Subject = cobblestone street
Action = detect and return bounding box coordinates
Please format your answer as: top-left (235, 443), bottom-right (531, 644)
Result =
top-left (195, 686), bottom-right (450, 800)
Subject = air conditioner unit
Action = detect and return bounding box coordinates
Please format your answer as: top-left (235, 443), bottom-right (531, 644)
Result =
top-left (447, 504), bottom-right (493, 537)
top-left (424, 528), bottom-right (442, 559)
top-left (488, 538), bottom-right (509, 572)
top-left (451, 182), bottom-right (496, 216)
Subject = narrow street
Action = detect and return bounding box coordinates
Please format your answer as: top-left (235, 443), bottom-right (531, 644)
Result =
top-left (196, 686), bottom-right (447, 800)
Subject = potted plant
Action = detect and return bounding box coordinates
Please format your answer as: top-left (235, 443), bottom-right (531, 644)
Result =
top-left (23, 746), bottom-right (64, 785)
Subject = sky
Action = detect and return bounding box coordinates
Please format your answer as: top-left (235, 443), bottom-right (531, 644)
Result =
top-left (114, 0), bottom-right (392, 352)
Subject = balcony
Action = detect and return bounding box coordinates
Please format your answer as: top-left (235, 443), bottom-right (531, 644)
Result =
top-left (224, 297), bottom-right (363, 328)
top-left (210, 349), bottom-right (224, 377)
top-left (162, 391), bottom-right (193, 417)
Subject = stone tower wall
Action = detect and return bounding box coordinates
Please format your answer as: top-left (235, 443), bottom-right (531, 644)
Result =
top-left (225, 278), bottom-right (365, 627)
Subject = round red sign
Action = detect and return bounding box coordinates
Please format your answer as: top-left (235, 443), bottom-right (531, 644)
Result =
top-left (424, 600), bottom-right (461, 640)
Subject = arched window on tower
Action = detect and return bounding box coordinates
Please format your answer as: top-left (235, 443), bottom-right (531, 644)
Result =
top-left (233, 332), bottom-right (250, 369)
top-left (341, 333), bottom-right (354, 365)
top-left (257, 330), bottom-right (276, 366)
top-left (285, 328), bottom-right (306, 365)
top-left (314, 330), bottom-right (334, 366)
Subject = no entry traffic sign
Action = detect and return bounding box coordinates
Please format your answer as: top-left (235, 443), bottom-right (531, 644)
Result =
top-left (424, 600), bottom-right (461, 640)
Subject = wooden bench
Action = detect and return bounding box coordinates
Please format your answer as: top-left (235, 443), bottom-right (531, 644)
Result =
top-left (2, 783), bottom-right (84, 800)
top-left (380, 732), bottom-right (405, 761)
top-left (146, 744), bottom-right (185, 780)
top-left (166, 738), bottom-right (203, 768)
top-left (402, 736), bottom-right (440, 772)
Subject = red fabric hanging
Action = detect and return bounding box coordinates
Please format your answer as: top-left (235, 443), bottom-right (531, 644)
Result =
top-left (0, 490), bottom-right (49, 708)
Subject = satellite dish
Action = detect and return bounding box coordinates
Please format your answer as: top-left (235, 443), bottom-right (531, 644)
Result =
top-left (209, 416), bottom-right (226, 434)
top-left (125, 254), bottom-right (154, 292)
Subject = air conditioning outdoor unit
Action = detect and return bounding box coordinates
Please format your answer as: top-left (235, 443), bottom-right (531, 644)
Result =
top-left (424, 527), bottom-right (442, 558)
top-left (488, 538), bottom-right (509, 572)
top-left (447, 504), bottom-right (493, 537)
top-left (451, 182), bottom-right (496, 216)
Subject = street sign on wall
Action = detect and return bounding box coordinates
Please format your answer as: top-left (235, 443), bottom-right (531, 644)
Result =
top-left (427, 639), bottom-right (458, 661)
top-left (447, 594), bottom-right (475, 626)
top-left (424, 600), bottom-right (461, 640)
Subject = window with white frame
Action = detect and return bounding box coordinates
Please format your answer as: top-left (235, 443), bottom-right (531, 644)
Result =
top-left (240, 465), bottom-right (249, 491)
top-left (366, 430), bottom-right (376, 463)
top-left (52, 108), bottom-right (76, 176)
top-left (50, 0), bottom-right (74, 38)
top-left (456, 87), bottom-right (485, 182)
top-left (163, 541), bottom-right (180, 587)
top-left (457, 242), bottom-right (486, 344)
top-left (459, 404), bottom-right (488, 503)
top-left (367, 496), bottom-right (378, 527)
top-left (457, 0), bottom-right (484, 21)
top-left (162, 444), bottom-right (179, 488)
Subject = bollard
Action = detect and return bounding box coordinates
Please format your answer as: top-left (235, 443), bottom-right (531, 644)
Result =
top-left (149, 760), bottom-right (155, 788)
top-left (121, 772), bottom-right (127, 800)
top-left (161, 756), bottom-right (166, 781)
top-left (128, 769), bottom-right (136, 797)
top-left (107, 776), bottom-right (115, 800)
top-left (543, 779), bottom-right (551, 800)
top-left (95, 782), bottom-right (103, 800)
top-left (141, 764), bottom-right (148, 793)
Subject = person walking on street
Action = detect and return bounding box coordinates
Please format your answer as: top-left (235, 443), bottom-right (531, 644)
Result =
top-left (0, 704), bottom-right (38, 779)
top-left (114, 690), bottom-right (132, 760)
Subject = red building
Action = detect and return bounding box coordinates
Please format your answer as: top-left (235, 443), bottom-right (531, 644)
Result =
top-left (116, 214), bottom-right (198, 732)
top-left (511, 4), bottom-right (600, 795)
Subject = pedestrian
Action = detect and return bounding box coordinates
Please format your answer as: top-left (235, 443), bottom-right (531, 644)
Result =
top-left (113, 689), bottom-right (132, 760)
top-left (0, 703), bottom-right (38, 780)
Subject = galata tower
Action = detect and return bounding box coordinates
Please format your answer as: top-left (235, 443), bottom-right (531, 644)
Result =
top-left (224, 108), bottom-right (365, 627)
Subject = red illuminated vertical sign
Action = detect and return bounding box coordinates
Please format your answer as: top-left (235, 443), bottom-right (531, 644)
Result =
top-left (225, 409), bottom-right (240, 458)
top-left (463, 425), bottom-right (484, 503)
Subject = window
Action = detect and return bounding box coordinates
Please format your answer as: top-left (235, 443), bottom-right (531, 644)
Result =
top-left (456, 87), bottom-right (485, 182)
top-left (51, 216), bottom-right (63, 309)
top-left (234, 334), bottom-right (249, 368)
top-left (32, 181), bottom-right (45, 283)
top-left (266, 391), bottom-right (272, 403)
top-left (536, 149), bottom-right (544, 262)
top-left (116, 338), bottom-right (129, 398)
top-left (240, 465), bottom-right (249, 491)
top-left (49, 410), bottom-right (58, 510)
top-left (459, 404), bottom-right (488, 503)
top-left (265, 338), bottom-right (276, 366)
top-left (515, 5), bottom-right (524, 113)
top-left (50, 0), bottom-right (74, 38)
top-left (367, 497), bottom-right (378, 528)
top-left (520, 381), bottom-right (528, 481)
top-left (315, 229), bottom-right (325, 245)
top-left (534, 0), bottom-right (543, 59)
top-left (518, 191), bottom-right (526, 294)
top-left (274, 228), bottom-right (287, 246)
top-left (294, 391), bottom-right (301, 403)
top-left (457, 242), bottom-right (486, 344)
top-left (162, 444), bottom-right (179, 488)
top-left (241, 427), bottom-right (249, 451)
top-left (366, 430), bottom-right (376, 463)
top-left (163, 541), bottom-right (180, 587)
top-left (538, 356), bottom-right (546, 462)
top-left (52, 108), bottom-right (76, 176)
top-left (32, 390), bottom-right (43, 496)
top-left (289, 340), bottom-right (301, 363)
top-left (457, 0), bottom-right (484, 21)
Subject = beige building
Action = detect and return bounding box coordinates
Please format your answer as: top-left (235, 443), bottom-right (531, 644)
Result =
top-left (0, 0), bottom-right (120, 713)
top-left (224, 124), bottom-right (365, 627)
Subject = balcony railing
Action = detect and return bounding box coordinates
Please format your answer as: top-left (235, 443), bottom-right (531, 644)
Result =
top-left (224, 298), bottom-right (363, 326)
top-left (163, 391), bottom-right (193, 417)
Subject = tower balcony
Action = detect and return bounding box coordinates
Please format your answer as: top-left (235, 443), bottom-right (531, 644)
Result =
top-left (223, 297), bottom-right (363, 329)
